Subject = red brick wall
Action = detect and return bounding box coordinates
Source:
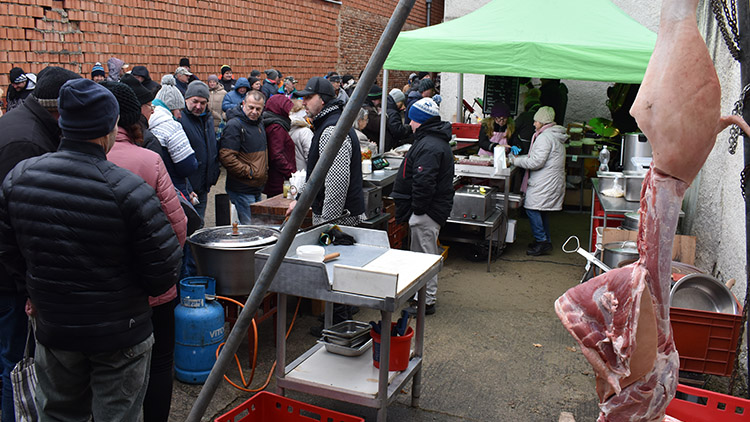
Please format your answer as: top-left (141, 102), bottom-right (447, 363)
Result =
top-left (0, 0), bottom-right (443, 97)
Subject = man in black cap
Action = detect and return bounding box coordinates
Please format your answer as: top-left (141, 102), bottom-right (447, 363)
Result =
top-left (5, 67), bottom-right (36, 112)
top-left (0, 65), bottom-right (81, 422)
top-left (131, 65), bottom-right (161, 96)
top-left (219, 65), bottom-right (235, 93)
top-left (120, 73), bottom-right (164, 154)
top-left (179, 57), bottom-right (199, 83)
top-left (361, 84), bottom-right (383, 143)
top-left (261, 69), bottom-right (279, 100)
top-left (327, 73), bottom-right (349, 104)
top-left (0, 78), bottom-right (180, 421)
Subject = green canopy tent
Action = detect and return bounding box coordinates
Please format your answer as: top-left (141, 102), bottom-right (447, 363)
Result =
top-left (383, 0), bottom-right (657, 83)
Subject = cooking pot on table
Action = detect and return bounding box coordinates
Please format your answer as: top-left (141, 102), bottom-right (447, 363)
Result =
top-left (602, 241), bottom-right (639, 269)
top-left (187, 224), bottom-right (280, 296)
top-left (670, 273), bottom-right (739, 315)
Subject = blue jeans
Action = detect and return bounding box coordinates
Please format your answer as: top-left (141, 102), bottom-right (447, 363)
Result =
top-left (0, 294), bottom-right (28, 422)
top-left (526, 209), bottom-right (550, 243)
top-left (226, 190), bottom-right (261, 225)
top-left (35, 334), bottom-right (154, 422)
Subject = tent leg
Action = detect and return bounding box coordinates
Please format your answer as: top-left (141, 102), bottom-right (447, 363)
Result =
top-left (380, 69), bottom-right (388, 153)
top-left (456, 73), bottom-right (464, 123)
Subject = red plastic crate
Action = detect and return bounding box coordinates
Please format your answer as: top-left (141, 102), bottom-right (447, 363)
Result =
top-left (670, 307), bottom-right (742, 377)
top-left (215, 391), bottom-right (364, 422)
top-left (451, 123), bottom-right (481, 139)
top-left (666, 384), bottom-right (750, 421)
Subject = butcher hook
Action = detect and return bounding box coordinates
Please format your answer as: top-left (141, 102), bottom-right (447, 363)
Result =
top-left (562, 235), bottom-right (611, 273)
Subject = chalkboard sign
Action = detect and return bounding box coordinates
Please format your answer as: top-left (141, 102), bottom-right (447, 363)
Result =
top-left (482, 76), bottom-right (520, 117)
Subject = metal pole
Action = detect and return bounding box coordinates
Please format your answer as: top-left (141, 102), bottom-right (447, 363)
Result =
top-left (185, 1), bottom-right (417, 420)
top-left (456, 73), bottom-right (463, 123)
top-left (738, 0), bottom-right (750, 398)
top-left (380, 69), bottom-right (388, 153)
top-left (426, 0), bottom-right (432, 26)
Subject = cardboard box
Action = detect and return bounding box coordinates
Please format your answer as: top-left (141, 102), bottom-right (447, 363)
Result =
top-left (601, 228), bottom-right (696, 265)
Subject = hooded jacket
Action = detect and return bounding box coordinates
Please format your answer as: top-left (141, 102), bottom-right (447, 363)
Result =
top-left (262, 95), bottom-right (296, 197)
top-left (219, 107), bottom-right (268, 194)
top-left (106, 57), bottom-right (125, 82)
top-left (385, 94), bottom-right (413, 151)
top-left (289, 109), bottom-right (313, 171)
top-left (512, 125), bottom-right (567, 211)
top-left (178, 107), bottom-right (219, 194)
top-left (148, 102), bottom-right (198, 195)
top-left (260, 79), bottom-right (277, 101)
top-left (222, 77), bottom-right (250, 112)
top-left (5, 75), bottom-right (36, 112)
top-left (392, 116), bottom-right (455, 226)
top-left (208, 83), bottom-right (227, 132)
top-left (0, 139), bottom-right (181, 352)
top-left (404, 89), bottom-right (423, 124)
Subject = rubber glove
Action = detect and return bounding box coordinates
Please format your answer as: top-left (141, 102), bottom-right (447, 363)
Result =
top-left (510, 146), bottom-right (521, 155)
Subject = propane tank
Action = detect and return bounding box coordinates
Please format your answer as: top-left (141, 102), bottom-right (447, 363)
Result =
top-left (174, 276), bottom-right (225, 384)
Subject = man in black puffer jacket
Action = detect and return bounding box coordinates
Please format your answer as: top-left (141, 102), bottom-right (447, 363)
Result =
top-left (392, 97), bottom-right (454, 315)
top-left (0, 79), bottom-right (181, 421)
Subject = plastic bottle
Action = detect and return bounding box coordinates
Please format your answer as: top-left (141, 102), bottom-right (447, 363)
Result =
top-left (362, 159), bottom-right (372, 174)
top-left (599, 145), bottom-right (610, 172)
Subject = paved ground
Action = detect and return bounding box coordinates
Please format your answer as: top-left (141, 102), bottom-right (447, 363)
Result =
top-left (169, 184), bottom-right (604, 421)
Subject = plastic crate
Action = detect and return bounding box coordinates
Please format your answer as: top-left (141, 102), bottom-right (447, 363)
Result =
top-left (670, 307), bottom-right (742, 377)
top-left (215, 391), bottom-right (364, 422)
top-left (666, 384), bottom-right (750, 421)
top-left (451, 123), bottom-right (481, 139)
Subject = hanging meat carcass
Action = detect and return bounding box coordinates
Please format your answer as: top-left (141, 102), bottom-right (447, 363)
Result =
top-left (555, 0), bottom-right (750, 420)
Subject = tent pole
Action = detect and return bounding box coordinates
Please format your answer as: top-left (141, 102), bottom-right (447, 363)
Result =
top-left (380, 69), bottom-right (388, 152)
top-left (183, 1), bottom-right (418, 420)
top-left (456, 73), bottom-right (464, 123)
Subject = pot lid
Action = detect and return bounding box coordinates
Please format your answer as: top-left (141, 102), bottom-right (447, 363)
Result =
top-left (188, 224), bottom-right (279, 248)
top-left (622, 212), bottom-right (640, 231)
top-left (603, 240), bottom-right (638, 254)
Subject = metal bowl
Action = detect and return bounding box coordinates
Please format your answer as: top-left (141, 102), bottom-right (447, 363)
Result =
top-left (670, 274), bottom-right (739, 315)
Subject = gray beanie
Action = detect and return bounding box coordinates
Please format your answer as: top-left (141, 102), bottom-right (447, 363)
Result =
top-left (185, 80), bottom-right (209, 100)
top-left (155, 75), bottom-right (185, 111)
top-left (389, 88), bottom-right (405, 104)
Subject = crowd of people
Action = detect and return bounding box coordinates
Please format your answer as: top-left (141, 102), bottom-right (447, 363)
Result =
top-left (0, 56), bottom-right (451, 421)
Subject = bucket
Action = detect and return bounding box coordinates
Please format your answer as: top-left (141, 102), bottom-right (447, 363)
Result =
top-left (371, 323), bottom-right (413, 371)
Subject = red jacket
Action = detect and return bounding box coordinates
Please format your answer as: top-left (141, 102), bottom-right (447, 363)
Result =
top-left (262, 95), bottom-right (296, 197)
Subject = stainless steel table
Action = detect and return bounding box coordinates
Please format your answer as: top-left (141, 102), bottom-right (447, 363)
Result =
top-left (255, 226), bottom-right (442, 422)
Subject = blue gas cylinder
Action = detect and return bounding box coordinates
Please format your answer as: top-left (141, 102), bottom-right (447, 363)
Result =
top-left (174, 276), bottom-right (225, 384)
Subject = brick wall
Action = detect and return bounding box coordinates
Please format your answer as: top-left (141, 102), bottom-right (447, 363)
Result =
top-left (0, 0), bottom-right (443, 97)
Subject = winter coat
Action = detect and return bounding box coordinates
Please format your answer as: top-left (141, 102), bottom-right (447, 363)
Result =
top-left (260, 80), bottom-right (277, 101)
top-left (512, 125), bottom-right (567, 211)
top-left (178, 108), bottom-right (219, 194)
top-left (0, 139), bottom-right (182, 352)
top-left (404, 90), bottom-right (422, 124)
top-left (175, 79), bottom-right (188, 96)
top-left (0, 95), bottom-right (61, 295)
top-left (385, 94), bottom-right (413, 151)
top-left (219, 78), bottom-right (235, 93)
top-left (307, 100), bottom-right (365, 218)
top-left (336, 89), bottom-right (349, 104)
top-left (107, 127), bottom-right (187, 307)
top-left (107, 57), bottom-right (125, 82)
top-left (219, 108), bottom-right (268, 195)
top-left (510, 103), bottom-right (541, 156)
top-left (262, 95), bottom-right (296, 197)
top-left (5, 76), bottom-right (35, 112)
top-left (209, 84), bottom-right (227, 132)
top-left (392, 116), bottom-right (455, 226)
top-left (289, 109), bottom-right (313, 172)
top-left (147, 102), bottom-right (198, 196)
top-left (222, 78), bottom-right (250, 112)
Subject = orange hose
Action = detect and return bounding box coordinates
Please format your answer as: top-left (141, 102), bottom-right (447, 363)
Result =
top-left (215, 295), bottom-right (301, 392)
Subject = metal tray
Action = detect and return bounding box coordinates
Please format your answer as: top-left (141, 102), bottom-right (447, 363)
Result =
top-left (321, 320), bottom-right (371, 339)
top-left (324, 332), bottom-right (371, 348)
top-left (317, 338), bottom-right (373, 357)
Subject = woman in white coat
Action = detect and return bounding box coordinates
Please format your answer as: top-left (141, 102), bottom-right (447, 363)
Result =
top-left (509, 106), bottom-right (568, 256)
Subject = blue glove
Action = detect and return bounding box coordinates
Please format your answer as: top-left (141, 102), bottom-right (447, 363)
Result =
top-left (510, 146), bottom-right (521, 155)
top-left (432, 94), bottom-right (442, 105)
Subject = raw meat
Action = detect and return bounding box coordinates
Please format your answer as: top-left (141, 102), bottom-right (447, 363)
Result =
top-left (556, 0), bottom-right (750, 420)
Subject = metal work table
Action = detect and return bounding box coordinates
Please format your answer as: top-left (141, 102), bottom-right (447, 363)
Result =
top-left (255, 226), bottom-right (442, 422)
top-left (363, 168), bottom-right (398, 186)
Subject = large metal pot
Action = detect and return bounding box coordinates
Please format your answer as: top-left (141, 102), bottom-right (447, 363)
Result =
top-left (620, 132), bottom-right (652, 172)
top-left (187, 224), bottom-right (279, 296)
top-left (602, 241), bottom-right (639, 269)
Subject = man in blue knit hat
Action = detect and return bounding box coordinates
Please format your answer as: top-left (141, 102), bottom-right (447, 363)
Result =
top-left (0, 78), bottom-right (181, 421)
top-left (392, 97), bottom-right (454, 315)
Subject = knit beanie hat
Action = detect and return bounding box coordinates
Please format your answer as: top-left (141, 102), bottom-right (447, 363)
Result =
top-left (33, 66), bottom-right (82, 108)
top-left (131, 65), bottom-right (152, 81)
top-left (207, 74), bottom-right (219, 83)
top-left (58, 79), bottom-right (119, 141)
top-left (409, 97), bottom-right (440, 124)
top-left (417, 71), bottom-right (429, 80)
top-left (367, 85), bottom-right (382, 98)
top-left (99, 81), bottom-right (141, 128)
top-left (220, 65), bottom-right (231, 75)
top-left (185, 80), bottom-right (209, 100)
top-left (389, 88), bottom-right (405, 104)
top-left (490, 102), bottom-right (510, 118)
top-left (250, 69), bottom-right (261, 78)
top-left (248, 76), bottom-right (260, 89)
top-left (156, 75), bottom-right (185, 111)
top-left (418, 78), bottom-right (435, 93)
top-left (265, 69), bottom-right (278, 80)
top-left (91, 62), bottom-right (105, 79)
top-left (533, 106), bottom-right (556, 125)
top-left (120, 73), bottom-right (154, 105)
top-left (9, 67), bottom-right (27, 84)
